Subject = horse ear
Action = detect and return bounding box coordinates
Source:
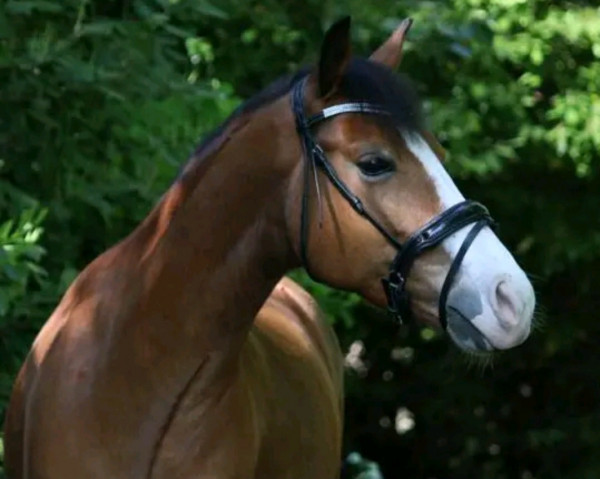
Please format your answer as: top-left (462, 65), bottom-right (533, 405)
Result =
top-left (369, 18), bottom-right (413, 70)
top-left (317, 16), bottom-right (352, 99)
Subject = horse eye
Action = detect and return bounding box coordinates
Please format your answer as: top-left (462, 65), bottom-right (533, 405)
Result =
top-left (357, 156), bottom-right (395, 178)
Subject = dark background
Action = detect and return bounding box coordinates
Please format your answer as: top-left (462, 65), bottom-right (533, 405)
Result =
top-left (1, 0), bottom-right (599, 477)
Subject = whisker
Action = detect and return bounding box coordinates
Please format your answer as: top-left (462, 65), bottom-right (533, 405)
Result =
top-left (457, 347), bottom-right (497, 375)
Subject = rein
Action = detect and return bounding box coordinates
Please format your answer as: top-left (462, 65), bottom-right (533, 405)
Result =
top-left (291, 77), bottom-right (496, 328)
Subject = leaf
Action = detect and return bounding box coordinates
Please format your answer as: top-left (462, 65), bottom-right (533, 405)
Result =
top-left (0, 287), bottom-right (8, 317)
top-left (1, 263), bottom-right (20, 282)
top-left (194, 1), bottom-right (228, 19)
top-left (5, 1), bottom-right (63, 15)
top-left (163, 24), bottom-right (195, 39)
top-left (0, 8), bottom-right (12, 39)
top-left (76, 21), bottom-right (127, 37)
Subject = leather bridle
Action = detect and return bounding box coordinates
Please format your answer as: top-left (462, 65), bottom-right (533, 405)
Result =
top-left (292, 77), bottom-right (496, 329)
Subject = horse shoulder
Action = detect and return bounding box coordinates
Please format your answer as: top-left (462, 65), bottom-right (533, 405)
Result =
top-left (256, 276), bottom-right (343, 392)
top-left (240, 276), bottom-right (344, 478)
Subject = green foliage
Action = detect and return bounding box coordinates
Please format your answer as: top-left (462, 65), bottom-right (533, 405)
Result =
top-left (289, 269), bottom-right (363, 329)
top-left (0, 0), bottom-right (599, 478)
top-left (0, 208), bottom-right (47, 317)
top-left (0, 208), bottom-right (48, 409)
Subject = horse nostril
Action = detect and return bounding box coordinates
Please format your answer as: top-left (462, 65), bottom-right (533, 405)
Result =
top-left (493, 280), bottom-right (521, 330)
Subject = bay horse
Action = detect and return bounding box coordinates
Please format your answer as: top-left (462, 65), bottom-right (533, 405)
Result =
top-left (3, 17), bottom-right (535, 479)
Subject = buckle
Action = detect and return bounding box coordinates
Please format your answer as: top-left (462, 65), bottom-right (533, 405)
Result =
top-left (311, 144), bottom-right (326, 165)
top-left (382, 273), bottom-right (407, 325)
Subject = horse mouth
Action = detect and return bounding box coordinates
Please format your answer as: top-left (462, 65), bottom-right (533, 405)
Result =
top-left (445, 306), bottom-right (495, 353)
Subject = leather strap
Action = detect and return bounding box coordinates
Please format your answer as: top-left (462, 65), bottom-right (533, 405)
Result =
top-left (292, 78), bottom-right (315, 274)
top-left (438, 219), bottom-right (490, 329)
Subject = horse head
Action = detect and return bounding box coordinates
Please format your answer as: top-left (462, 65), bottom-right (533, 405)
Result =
top-left (286, 17), bottom-right (535, 352)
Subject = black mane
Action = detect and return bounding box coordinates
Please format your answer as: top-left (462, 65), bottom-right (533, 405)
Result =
top-left (192, 68), bottom-right (309, 158)
top-left (193, 58), bottom-right (424, 158)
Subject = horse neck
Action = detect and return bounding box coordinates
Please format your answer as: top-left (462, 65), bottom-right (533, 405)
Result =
top-left (96, 95), bottom-right (299, 391)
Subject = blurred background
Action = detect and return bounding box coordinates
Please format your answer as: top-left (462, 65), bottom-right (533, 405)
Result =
top-left (0, 0), bottom-right (599, 478)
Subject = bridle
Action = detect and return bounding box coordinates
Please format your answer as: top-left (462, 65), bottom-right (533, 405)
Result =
top-left (291, 77), bottom-right (496, 329)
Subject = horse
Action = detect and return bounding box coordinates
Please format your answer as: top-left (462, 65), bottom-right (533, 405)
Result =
top-left (3, 16), bottom-right (535, 479)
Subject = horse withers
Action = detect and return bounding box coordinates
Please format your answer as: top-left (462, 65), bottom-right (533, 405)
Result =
top-left (3, 16), bottom-right (535, 479)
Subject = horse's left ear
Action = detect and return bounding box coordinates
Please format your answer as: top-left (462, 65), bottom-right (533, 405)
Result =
top-left (369, 18), bottom-right (413, 69)
top-left (317, 16), bottom-right (352, 99)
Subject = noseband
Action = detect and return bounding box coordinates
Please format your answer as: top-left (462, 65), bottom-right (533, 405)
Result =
top-left (292, 78), bottom-right (495, 329)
